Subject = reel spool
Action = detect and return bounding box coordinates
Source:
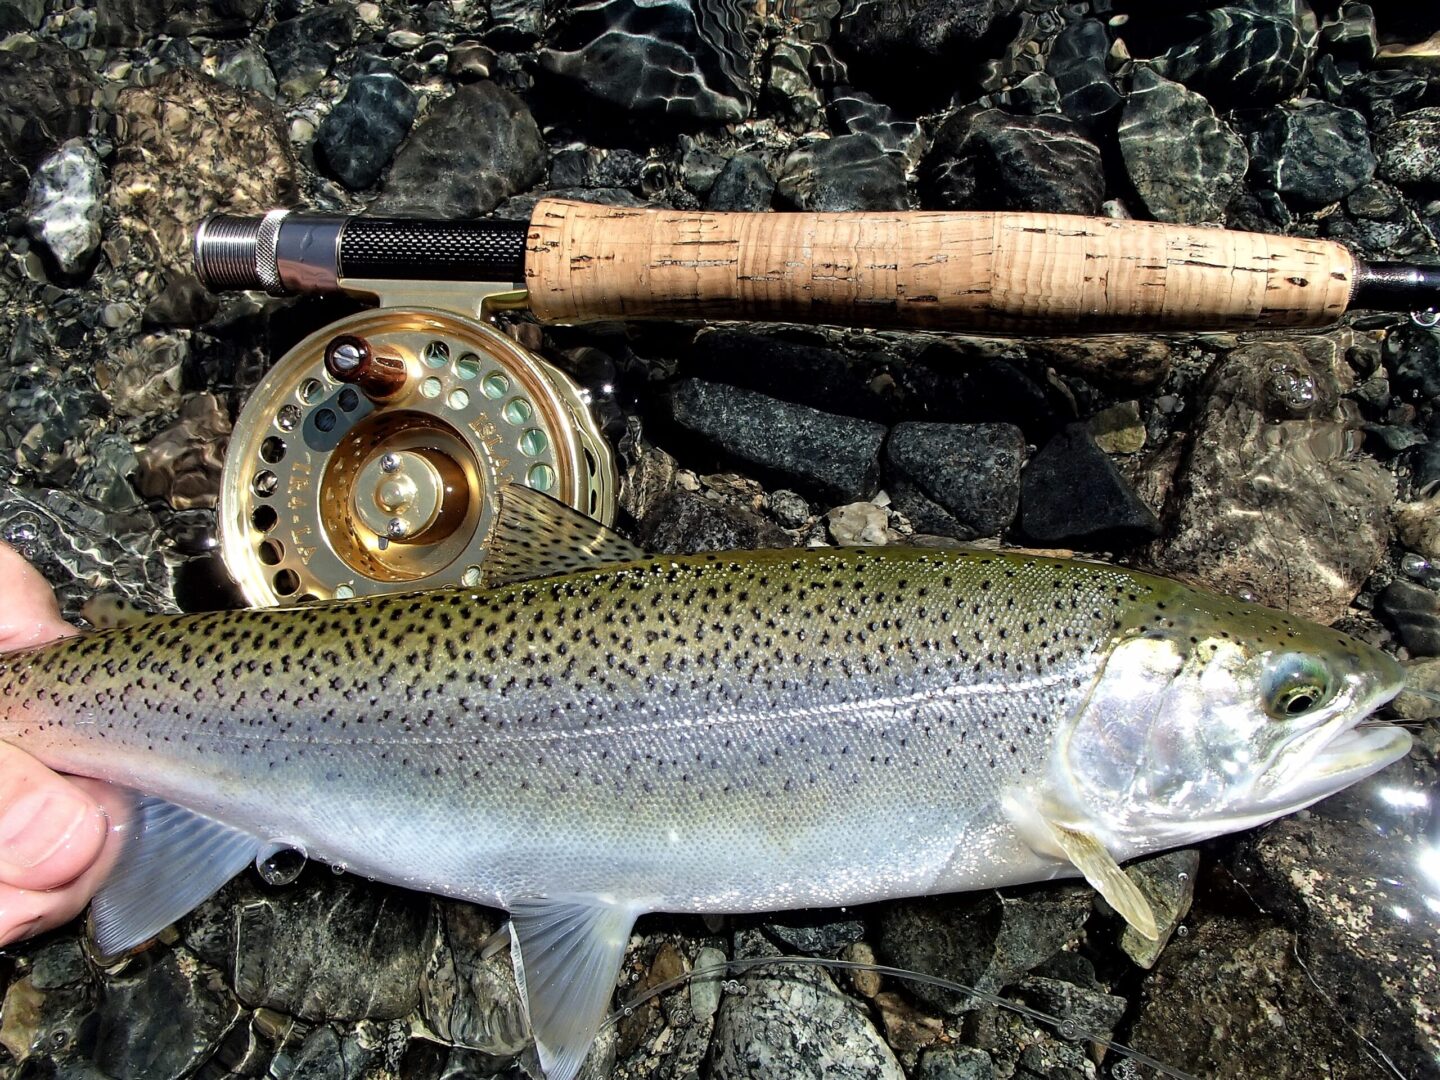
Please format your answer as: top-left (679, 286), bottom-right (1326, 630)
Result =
top-left (219, 304), bottom-right (616, 606)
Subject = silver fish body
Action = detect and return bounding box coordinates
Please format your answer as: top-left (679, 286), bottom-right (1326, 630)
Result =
top-left (0, 540), bottom-right (1410, 1079)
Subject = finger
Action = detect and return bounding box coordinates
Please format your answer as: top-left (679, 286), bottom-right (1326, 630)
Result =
top-left (0, 744), bottom-right (108, 892)
top-left (0, 543), bottom-right (75, 651)
top-left (0, 779), bottom-right (128, 946)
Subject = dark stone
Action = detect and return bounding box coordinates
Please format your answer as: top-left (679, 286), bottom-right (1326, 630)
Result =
top-left (540, 0), bottom-right (753, 123)
top-left (419, 901), bottom-right (530, 1058)
top-left (835, 0), bottom-right (1004, 98)
top-left (916, 1046), bottom-right (995, 1080)
top-left (1047, 18), bottom-right (1122, 126)
top-left (1011, 977), bottom-right (1126, 1041)
top-left (86, 950), bottom-right (240, 1079)
top-left (487, 0), bottom-right (545, 45)
top-left (1345, 69), bottom-right (1428, 130)
top-left (1157, 7), bottom-right (1312, 108)
top-left (217, 869), bottom-right (431, 1022)
top-left (688, 328), bottom-right (883, 422)
top-left (761, 911), bottom-right (867, 956)
top-left (661, 379), bottom-right (886, 504)
top-left (1385, 325), bottom-right (1440, 404)
top-left (374, 81), bottom-right (546, 218)
top-left (884, 422), bottom-right (1025, 539)
top-left (877, 887), bottom-right (1094, 1015)
top-left (639, 489), bottom-right (791, 554)
top-left (1406, 439), bottom-right (1440, 497)
top-left (1250, 100), bottom-right (1375, 206)
top-left (1019, 424), bottom-right (1160, 547)
top-left (1118, 66), bottom-right (1248, 224)
top-left (919, 108), bottom-right (1105, 215)
top-left (706, 153), bottom-right (775, 211)
top-left (989, 72), bottom-right (1060, 117)
top-left (315, 61), bottom-right (418, 190)
top-left (776, 133), bottom-right (907, 212)
top-left (548, 146), bottom-right (645, 190)
top-left (0, 0), bottom-right (43, 32)
top-left (279, 1023), bottom-right (377, 1080)
top-left (826, 87), bottom-right (922, 163)
top-left (264, 6), bottom-right (353, 99)
top-left (1377, 107), bottom-right (1440, 189)
top-left (1377, 579), bottom-right (1440, 656)
top-left (0, 39), bottom-right (95, 207)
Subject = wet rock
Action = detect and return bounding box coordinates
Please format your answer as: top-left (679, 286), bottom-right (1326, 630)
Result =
top-left (1250, 100), bottom-right (1376, 206)
top-left (687, 328), bottom-right (881, 424)
top-left (920, 108), bottom-right (1105, 216)
top-left (264, 6), bottom-right (353, 99)
top-left (315, 61), bottom-right (418, 190)
top-left (1377, 579), bottom-right (1440, 656)
top-left (73, 434), bottom-right (141, 511)
top-left (835, 0), bottom-right (1004, 97)
top-left (990, 73), bottom-right (1060, 117)
top-left (826, 88), bottom-right (922, 165)
top-left (1120, 849), bottom-right (1200, 970)
top-left (1088, 401), bottom-right (1146, 455)
top-left (0, 485), bottom-right (173, 617)
top-left (776, 134), bottom-right (907, 212)
top-left (916, 1045), bottom-right (995, 1080)
top-left (710, 932), bottom-right (904, 1080)
top-left (705, 154), bottom-right (775, 211)
top-left (0, 966), bottom-right (93, 1067)
top-left (24, 139), bottom-right (104, 277)
top-left (488, 0), bottom-right (545, 45)
top-left (767, 41), bottom-right (823, 122)
top-left (88, 949), bottom-right (241, 1080)
top-left (827, 501), bottom-right (890, 546)
top-left (96, 332), bottom-right (187, 423)
top-left (1012, 976), bottom-right (1126, 1042)
top-left (420, 901), bottom-right (529, 1057)
top-left (549, 146), bottom-right (645, 190)
top-left (884, 422), bottom-right (1025, 540)
top-left (1157, 7), bottom-right (1312, 108)
top-left (134, 393), bottom-right (231, 512)
top-left (1376, 107), bottom-right (1440, 188)
top-left (277, 1022), bottom-right (377, 1080)
top-left (108, 68), bottom-right (298, 319)
top-left (374, 81), bottom-right (545, 218)
top-left (209, 870), bottom-right (431, 1022)
top-left (1118, 67), bottom-right (1248, 225)
top-left (1147, 338), bottom-right (1394, 623)
top-left (617, 429), bottom-right (679, 524)
top-left (93, 0), bottom-right (263, 47)
top-left (640, 489), bottom-right (790, 554)
top-left (760, 912), bottom-right (867, 957)
top-left (1019, 424), bottom-right (1160, 548)
top-left (0, 0), bottom-right (43, 31)
top-left (1047, 18), bottom-right (1121, 126)
top-left (540, 0), bottom-right (753, 123)
top-left (873, 991), bottom-right (943, 1060)
top-left (1321, 2), bottom-right (1377, 61)
top-left (1393, 657), bottom-right (1440, 720)
top-left (1386, 325), bottom-right (1440, 404)
top-left (663, 379), bottom-right (886, 504)
top-left (216, 42), bottom-right (279, 98)
top-left (877, 887), bottom-right (1093, 1015)
top-left (0, 39), bottom-right (95, 207)
top-left (766, 489), bottom-right (811, 530)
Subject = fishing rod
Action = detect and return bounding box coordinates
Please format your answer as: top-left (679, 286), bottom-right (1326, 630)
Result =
top-left (192, 205), bottom-right (1440, 608)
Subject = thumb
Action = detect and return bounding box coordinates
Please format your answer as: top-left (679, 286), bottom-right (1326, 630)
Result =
top-left (0, 744), bottom-right (108, 892)
top-left (0, 543), bottom-right (76, 651)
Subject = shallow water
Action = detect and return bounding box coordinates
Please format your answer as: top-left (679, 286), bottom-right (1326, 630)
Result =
top-left (0, 1), bottom-right (1438, 1078)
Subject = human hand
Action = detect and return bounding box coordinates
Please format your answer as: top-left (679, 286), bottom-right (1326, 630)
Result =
top-left (0, 543), bottom-right (123, 945)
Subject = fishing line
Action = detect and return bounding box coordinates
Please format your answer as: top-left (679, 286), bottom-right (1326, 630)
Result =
top-left (606, 954), bottom-right (1197, 1080)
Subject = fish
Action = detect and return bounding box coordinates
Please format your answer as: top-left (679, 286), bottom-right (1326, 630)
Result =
top-left (0, 486), bottom-right (1411, 1080)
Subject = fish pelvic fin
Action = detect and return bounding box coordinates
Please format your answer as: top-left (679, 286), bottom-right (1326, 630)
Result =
top-left (485, 483), bottom-right (645, 588)
top-left (89, 792), bottom-right (261, 958)
top-left (508, 894), bottom-right (642, 1080)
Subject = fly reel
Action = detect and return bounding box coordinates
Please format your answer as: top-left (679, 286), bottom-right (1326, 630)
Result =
top-left (219, 299), bottom-right (616, 606)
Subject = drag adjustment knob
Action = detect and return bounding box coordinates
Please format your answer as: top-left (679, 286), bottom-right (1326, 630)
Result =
top-left (351, 448), bottom-right (466, 546)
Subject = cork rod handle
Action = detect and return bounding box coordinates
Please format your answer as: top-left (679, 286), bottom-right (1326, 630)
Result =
top-left (524, 199), bottom-right (1356, 333)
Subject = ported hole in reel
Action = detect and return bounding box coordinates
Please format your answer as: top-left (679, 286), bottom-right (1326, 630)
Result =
top-left (315, 408), bottom-right (338, 432)
top-left (260, 436), bottom-right (286, 464)
top-left (338, 387), bottom-right (360, 413)
top-left (252, 504), bottom-right (278, 532)
top-left (253, 470), bottom-right (278, 497)
top-left (456, 353), bottom-right (480, 380)
top-left (299, 379), bottom-right (324, 404)
top-left (273, 569), bottom-right (301, 596)
top-left (423, 340), bottom-right (450, 368)
top-left (258, 539), bottom-right (284, 566)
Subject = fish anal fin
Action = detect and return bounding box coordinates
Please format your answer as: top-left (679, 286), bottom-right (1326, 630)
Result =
top-left (485, 484), bottom-right (645, 587)
top-left (1048, 822), bottom-right (1159, 941)
top-left (89, 793), bottom-right (261, 959)
top-left (508, 894), bottom-right (640, 1080)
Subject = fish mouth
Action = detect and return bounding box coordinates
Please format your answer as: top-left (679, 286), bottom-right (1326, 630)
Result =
top-left (1257, 721), bottom-right (1412, 813)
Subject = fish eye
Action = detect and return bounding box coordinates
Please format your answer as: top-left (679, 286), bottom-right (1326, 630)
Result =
top-left (1261, 653), bottom-right (1332, 720)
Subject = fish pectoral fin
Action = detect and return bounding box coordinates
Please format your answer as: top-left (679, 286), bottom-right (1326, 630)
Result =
top-left (485, 483), bottom-right (646, 587)
top-left (508, 894), bottom-right (641, 1080)
top-left (89, 792), bottom-right (262, 958)
top-left (1046, 821), bottom-right (1159, 942)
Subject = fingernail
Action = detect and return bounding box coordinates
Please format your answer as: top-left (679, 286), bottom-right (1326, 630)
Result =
top-left (0, 789), bottom-right (92, 872)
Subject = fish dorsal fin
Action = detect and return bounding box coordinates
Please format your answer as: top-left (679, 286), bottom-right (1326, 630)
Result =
top-left (485, 483), bottom-right (646, 588)
top-left (80, 594), bottom-right (150, 630)
top-left (89, 793), bottom-right (262, 958)
top-left (1047, 822), bottom-right (1159, 941)
top-left (508, 894), bottom-right (640, 1080)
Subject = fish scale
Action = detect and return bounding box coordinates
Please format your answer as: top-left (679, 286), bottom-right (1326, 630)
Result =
top-left (0, 495), bottom-right (1409, 1080)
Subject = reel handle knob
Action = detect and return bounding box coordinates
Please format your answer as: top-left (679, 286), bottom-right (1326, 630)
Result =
top-left (324, 334), bottom-right (408, 401)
